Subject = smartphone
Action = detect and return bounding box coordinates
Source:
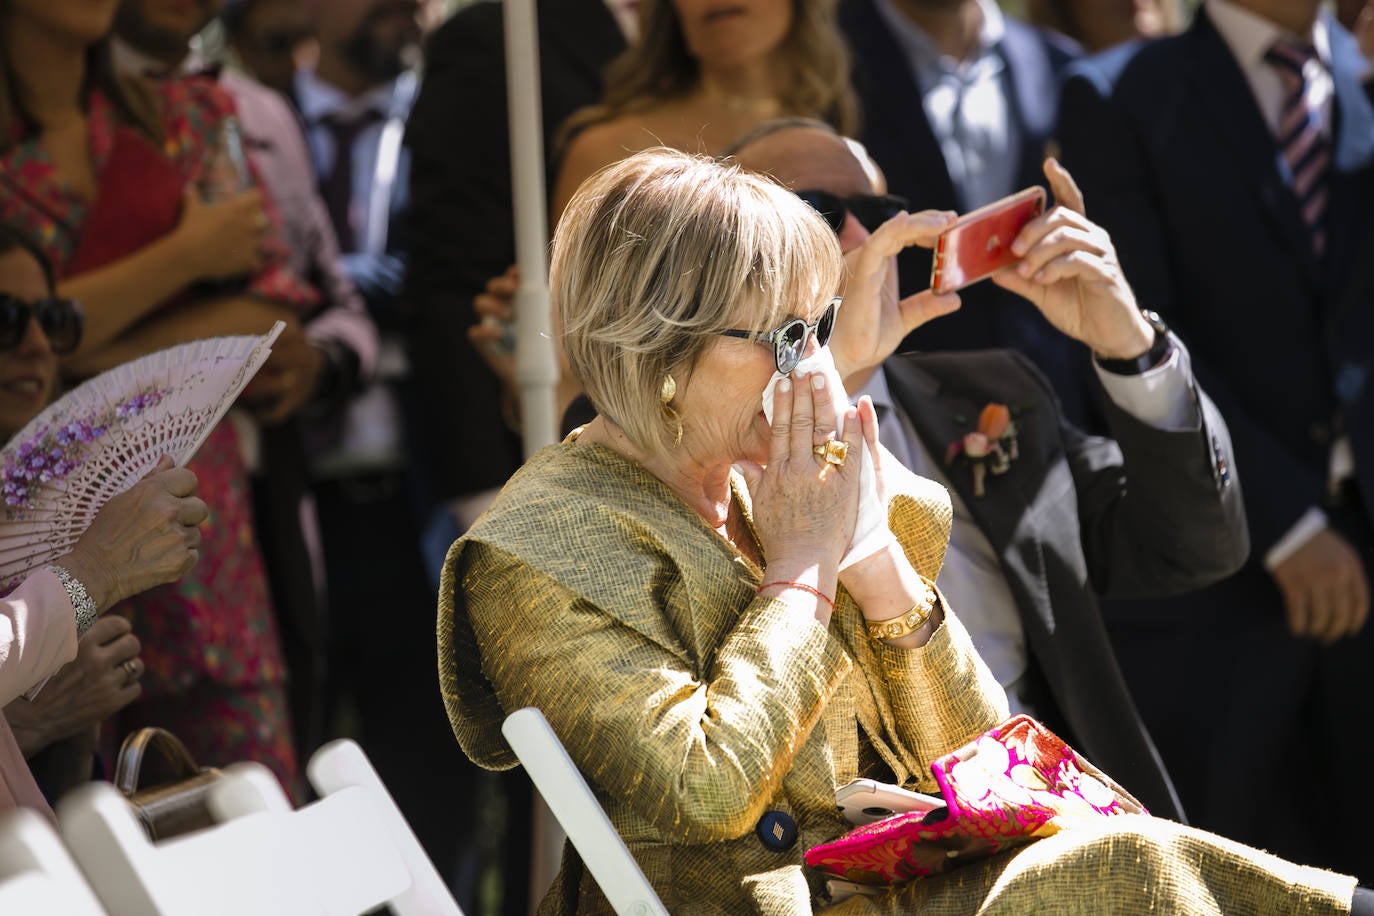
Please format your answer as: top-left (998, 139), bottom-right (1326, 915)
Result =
top-left (930, 187), bottom-right (1047, 294)
top-left (834, 777), bottom-right (944, 826)
top-left (824, 878), bottom-right (884, 904)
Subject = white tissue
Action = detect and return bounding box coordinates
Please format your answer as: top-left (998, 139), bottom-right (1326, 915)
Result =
top-left (759, 349), bottom-right (896, 571)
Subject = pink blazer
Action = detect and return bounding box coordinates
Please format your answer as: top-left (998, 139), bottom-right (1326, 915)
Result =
top-left (0, 568), bottom-right (78, 819)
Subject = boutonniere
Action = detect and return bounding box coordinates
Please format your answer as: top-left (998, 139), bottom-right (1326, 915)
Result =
top-left (945, 403), bottom-right (1023, 498)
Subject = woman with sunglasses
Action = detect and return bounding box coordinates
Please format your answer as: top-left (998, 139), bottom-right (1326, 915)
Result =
top-left (0, 225), bottom-right (210, 819)
top-left (0, 0), bottom-right (314, 797)
top-left (445, 147), bottom-right (967, 911)
top-left (443, 149), bottom-right (1366, 914)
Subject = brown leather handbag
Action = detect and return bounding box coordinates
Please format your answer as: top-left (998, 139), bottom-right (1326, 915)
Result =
top-left (114, 727), bottom-right (224, 841)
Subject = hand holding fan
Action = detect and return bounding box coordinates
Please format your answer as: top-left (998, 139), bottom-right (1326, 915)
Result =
top-left (0, 323), bottom-right (285, 592)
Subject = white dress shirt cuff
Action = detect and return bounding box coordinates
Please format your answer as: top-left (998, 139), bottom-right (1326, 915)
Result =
top-left (1093, 334), bottom-right (1200, 431)
top-left (1263, 507), bottom-right (1329, 571)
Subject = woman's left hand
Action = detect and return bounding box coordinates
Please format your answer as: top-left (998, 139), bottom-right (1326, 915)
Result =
top-left (992, 159), bottom-right (1155, 360)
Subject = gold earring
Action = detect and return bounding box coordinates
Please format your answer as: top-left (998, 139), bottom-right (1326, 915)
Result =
top-left (660, 374), bottom-right (683, 447)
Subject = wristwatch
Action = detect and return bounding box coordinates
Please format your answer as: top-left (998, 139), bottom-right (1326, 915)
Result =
top-left (1096, 309), bottom-right (1173, 376)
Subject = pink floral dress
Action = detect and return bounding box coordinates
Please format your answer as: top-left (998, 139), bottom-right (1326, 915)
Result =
top-left (0, 76), bottom-right (315, 793)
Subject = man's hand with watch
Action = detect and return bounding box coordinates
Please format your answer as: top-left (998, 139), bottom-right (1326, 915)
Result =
top-left (992, 158), bottom-right (1172, 368)
top-left (1096, 309), bottom-right (1175, 376)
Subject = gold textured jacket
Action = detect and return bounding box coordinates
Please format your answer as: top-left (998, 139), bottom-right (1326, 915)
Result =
top-left (438, 438), bottom-right (1355, 915)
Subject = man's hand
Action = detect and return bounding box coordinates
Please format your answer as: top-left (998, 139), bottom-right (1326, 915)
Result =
top-left (467, 264), bottom-right (519, 391)
top-left (830, 210), bottom-right (960, 383)
top-left (241, 321), bottom-right (325, 425)
top-left (1271, 528), bottom-right (1370, 643)
top-left (5, 616), bottom-right (142, 757)
top-left (993, 159), bottom-right (1156, 360)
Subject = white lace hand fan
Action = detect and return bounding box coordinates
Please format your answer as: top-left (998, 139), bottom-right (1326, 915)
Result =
top-left (0, 322), bottom-right (285, 592)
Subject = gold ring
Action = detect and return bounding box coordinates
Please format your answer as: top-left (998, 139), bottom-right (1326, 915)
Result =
top-left (812, 439), bottom-right (849, 467)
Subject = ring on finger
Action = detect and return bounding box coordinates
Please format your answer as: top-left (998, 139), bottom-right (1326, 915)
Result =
top-left (812, 439), bottom-right (849, 468)
top-left (121, 659), bottom-right (141, 686)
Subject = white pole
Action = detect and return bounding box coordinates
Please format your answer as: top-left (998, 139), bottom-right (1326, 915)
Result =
top-left (504, 0), bottom-right (560, 459)
top-left (502, 0), bottom-right (565, 909)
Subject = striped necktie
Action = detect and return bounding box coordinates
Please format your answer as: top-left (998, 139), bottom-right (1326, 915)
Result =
top-left (1264, 39), bottom-right (1329, 256)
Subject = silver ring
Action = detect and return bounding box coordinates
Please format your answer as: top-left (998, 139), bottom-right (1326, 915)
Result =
top-left (122, 659), bottom-right (140, 685)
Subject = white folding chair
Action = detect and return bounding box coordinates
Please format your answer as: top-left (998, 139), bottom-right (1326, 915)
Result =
top-left (304, 739), bottom-right (464, 916)
top-left (0, 807), bottom-right (107, 914)
top-left (502, 707), bottom-right (669, 916)
top-left (58, 771), bottom-right (412, 915)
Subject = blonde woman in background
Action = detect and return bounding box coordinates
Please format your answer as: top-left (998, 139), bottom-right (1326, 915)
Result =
top-left (551, 0), bottom-right (858, 219)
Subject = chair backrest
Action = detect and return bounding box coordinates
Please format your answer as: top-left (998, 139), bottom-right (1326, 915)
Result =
top-left (0, 807), bottom-right (106, 914)
top-left (58, 772), bottom-right (413, 915)
top-left (501, 707), bottom-right (669, 916)
top-left (305, 738), bottom-right (465, 916)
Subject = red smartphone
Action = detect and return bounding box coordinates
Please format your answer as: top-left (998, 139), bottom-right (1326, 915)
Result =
top-left (930, 187), bottom-right (1047, 294)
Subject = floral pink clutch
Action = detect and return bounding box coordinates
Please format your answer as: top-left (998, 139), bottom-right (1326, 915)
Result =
top-left (804, 715), bottom-right (1146, 886)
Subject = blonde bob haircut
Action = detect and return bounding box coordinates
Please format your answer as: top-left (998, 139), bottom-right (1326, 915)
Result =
top-left (553, 147), bottom-right (843, 458)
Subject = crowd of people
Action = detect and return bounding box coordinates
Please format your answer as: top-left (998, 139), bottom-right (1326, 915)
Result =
top-left (1, 0), bottom-right (1372, 913)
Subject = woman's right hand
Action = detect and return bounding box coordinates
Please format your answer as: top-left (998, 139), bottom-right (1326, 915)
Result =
top-left (57, 456), bottom-right (208, 611)
top-left (742, 371), bottom-right (866, 623)
top-left (173, 189), bottom-right (268, 281)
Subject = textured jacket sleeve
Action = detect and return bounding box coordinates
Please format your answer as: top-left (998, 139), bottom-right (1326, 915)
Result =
top-left (459, 540), bottom-right (853, 844)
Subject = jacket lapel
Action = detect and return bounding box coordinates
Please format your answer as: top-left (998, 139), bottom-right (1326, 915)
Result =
top-left (881, 360), bottom-right (1028, 562)
top-left (1185, 10), bottom-right (1320, 288)
top-left (882, 356), bottom-right (1058, 643)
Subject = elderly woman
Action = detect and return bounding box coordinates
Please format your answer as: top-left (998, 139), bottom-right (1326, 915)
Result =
top-left (0, 224), bottom-right (209, 816)
top-left (439, 149), bottom-right (1361, 914)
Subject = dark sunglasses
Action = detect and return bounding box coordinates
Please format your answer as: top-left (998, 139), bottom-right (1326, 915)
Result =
top-left (0, 295), bottom-right (84, 355)
top-left (720, 297), bottom-right (841, 375)
top-left (797, 190), bottom-right (911, 235)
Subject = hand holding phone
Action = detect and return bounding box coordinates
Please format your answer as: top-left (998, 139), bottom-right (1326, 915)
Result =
top-left (835, 777), bottom-right (944, 826)
top-left (930, 187), bottom-right (1047, 294)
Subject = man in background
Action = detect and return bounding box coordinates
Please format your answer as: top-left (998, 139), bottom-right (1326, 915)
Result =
top-left (839, 0), bottom-right (1100, 430)
top-left (1058, 0), bottom-right (1374, 879)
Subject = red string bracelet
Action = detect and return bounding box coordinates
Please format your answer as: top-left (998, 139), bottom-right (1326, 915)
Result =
top-left (758, 580), bottom-right (835, 612)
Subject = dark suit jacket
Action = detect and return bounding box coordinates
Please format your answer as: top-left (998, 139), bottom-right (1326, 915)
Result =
top-left (840, 0), bottom-right (1101, 430)
top-left (1055, 14), bottom-right (1374, 875)
top-left (884, 348), bottom-right (1247, 823)
top-left (403, 0), bottom-right (626, 504)
top-left (1057, 10), bottom-right (1374, 561)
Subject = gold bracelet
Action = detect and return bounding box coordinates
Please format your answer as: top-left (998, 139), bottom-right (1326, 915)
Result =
top-left (866, 582), bottom-right (937, 642)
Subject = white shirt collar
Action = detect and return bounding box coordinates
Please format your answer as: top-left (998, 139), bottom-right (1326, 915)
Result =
top-left (873, 0), bottom-right (1005, 67)
top-left (295, 68), bottom-right (399, 125)
top-left (1207, 0), bottom-right (1330, 71)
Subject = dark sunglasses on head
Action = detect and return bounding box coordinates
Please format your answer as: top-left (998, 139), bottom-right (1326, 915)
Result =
top-left (797, 190), bottom-right (911, 235)
top-left (720, 296), bottom-right (841, 375)
top-left (0, 295), bottom-right (84, 355)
